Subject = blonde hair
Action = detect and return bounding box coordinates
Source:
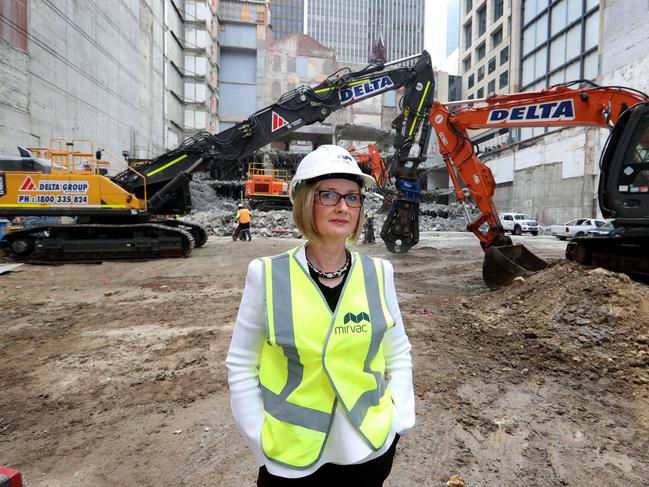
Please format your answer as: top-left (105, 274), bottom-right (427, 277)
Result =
top-left (292, 181), bottom-right (365, 245)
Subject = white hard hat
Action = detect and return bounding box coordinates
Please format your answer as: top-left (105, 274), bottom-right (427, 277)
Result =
top-left (289, 145), bottom-right (375, 203)
top-left (238, 203), bottom-right (244, 208)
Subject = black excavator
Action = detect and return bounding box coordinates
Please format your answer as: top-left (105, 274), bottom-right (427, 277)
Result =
top-left (0, 51), bottom-right (435, 262)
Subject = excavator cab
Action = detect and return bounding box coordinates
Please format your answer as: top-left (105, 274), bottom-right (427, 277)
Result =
top-left (565, 101), bottom-right (649, 282)
top-left (599, 101), bottom-right (649, 221)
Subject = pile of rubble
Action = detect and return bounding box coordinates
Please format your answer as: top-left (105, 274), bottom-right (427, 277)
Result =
top-left (182, 180), bottom-right (479, 239)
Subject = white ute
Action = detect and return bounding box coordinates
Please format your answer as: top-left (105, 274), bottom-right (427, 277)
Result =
top-left (550, 218), bottom-right (608, 240)
top-left (500, 212), bottom-right (540, 236)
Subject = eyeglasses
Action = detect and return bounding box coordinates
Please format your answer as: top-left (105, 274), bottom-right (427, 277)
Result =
top-left (316, 190), bottom-right (364, 208)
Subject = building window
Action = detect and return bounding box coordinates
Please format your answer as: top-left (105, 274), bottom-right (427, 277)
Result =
top-left (383, 91), bottom-right (396, 107)
top-left (488, 57), bottom-right (496, 74)
top-left (492, 27), bottom-right (503, 48)
top-left (185, 26), bottom-right (208, 49)
top-left (478, 5), bottom-right (487, 36)
top-left (468, 74), bottom-right (475, 89)
top-left (477, 42), bottom-right (486, 60)
top-left (500, 46), bottom-right (509, 65)
top-left (185, 55), bottom-right (207, 77)
top-left (488, 79), bottom-right (496, 95)
top-left (464, 22), bottom-right (472, 49)
top-left (463, 56), bottom-right (471, 72)
top-left (449, 75), bottom-right (462, 102)
top-left (184, 82), bottom-right (206, 103)
top-left (521, 0), bottom-right (599, 91)
top-left (477, 87), bottom-right (484, 98)
top-left (184, 109), bottom-right (207, 129)
top-left (466, 0), bottom-right (473, 12)
top-left (468, 94), bottom-right (475, 100)
top-left (499, 70), bottom-right (509, 88)
top-left (493, 0), bottom-right (504, 21)
top-left (477, 66), bottom-right (485, 81)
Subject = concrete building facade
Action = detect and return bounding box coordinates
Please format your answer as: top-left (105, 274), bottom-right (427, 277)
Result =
top-left (460, 0), bottom-right (520, 101)
top-left (0, 0), bottom-right (222, 162)
top-left (306, 0), bottom-right (425, 65)
top-left (181, 0), bottom-right (219, 140)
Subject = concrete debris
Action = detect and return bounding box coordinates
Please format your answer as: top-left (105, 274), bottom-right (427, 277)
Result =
top-left (184, 180), bottom-right (480, 239)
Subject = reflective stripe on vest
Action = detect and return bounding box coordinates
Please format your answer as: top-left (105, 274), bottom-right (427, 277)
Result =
top-left (258, 247), bottom-right (394, 468)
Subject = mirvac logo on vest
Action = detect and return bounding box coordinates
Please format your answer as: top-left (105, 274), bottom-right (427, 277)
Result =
top-left (487, 99), bottom-right (575, 124)
top-left (335, 311), bottom-right (370, 334)
top-left (340, 76), bottom-right (394, 106)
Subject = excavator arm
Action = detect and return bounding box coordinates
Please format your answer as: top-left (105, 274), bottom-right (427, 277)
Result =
top-left (112, 52), bottom-right (435, 217)
top-left (429, 83), bottom-right (648, 285)
top-left (349, 144), bottom-right (388, 191)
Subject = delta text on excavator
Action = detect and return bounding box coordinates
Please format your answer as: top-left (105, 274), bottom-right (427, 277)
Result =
top-left (2, 50), bottom-right (649, 286)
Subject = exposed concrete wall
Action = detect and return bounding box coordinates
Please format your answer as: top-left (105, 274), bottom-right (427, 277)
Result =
top-left (600, 0), bottom-right (649, 87)
top-left (0, 0), bottom-right (166, 162)
top-left (0, 38), bottom-right (31, 154)
top-left (485, 126), bottom-right (604, 224)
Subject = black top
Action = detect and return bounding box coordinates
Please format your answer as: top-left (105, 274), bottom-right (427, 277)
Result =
top-left (309, 265), bottom-right (349, 312)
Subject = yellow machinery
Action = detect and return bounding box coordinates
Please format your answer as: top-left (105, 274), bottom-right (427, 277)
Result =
top-left (0, 139), bottom-right (202, 261)
top-left (0, 139), bottom-right (147, 214)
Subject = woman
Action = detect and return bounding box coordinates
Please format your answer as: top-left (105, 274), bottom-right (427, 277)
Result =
top-left (226, 145), bottom-right (414, 485)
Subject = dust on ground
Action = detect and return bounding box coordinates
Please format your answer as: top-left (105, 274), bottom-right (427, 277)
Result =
top-left (1, 234), bottom-right (648, 486)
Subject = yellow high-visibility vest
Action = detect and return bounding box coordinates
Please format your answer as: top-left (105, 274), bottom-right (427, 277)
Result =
top-left (258, 247), bottom-right (395, 468)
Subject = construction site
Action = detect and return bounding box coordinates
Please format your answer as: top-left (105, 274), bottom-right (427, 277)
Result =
top-left (2, 1), bottom-right (649, 486)
top-left (1, 227), bottom-right (649, 486)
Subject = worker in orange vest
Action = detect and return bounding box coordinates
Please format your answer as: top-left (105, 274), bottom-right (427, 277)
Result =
top-left (235, 203), bottom-right (252, 241)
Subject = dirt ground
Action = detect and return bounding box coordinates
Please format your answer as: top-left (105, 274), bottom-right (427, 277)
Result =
top-left (1, 233), bottom-right (648, 486)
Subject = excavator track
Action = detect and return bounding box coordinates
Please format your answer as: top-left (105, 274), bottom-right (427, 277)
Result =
top-left (0, 223), bottom-right (194, 263)
top-left (566, 235), bottom-right (649, 283)
top-left (157, 219), bottom-right (208, 248)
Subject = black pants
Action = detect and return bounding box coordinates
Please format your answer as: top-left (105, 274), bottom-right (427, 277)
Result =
top-left (236, 223), bottom-right (251, 241)
top-left (257, 434), bottom-right (399, 486)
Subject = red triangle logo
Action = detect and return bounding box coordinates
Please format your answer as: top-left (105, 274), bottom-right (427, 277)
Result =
top-left (271, 111), bottom-right (289, 132)
top-left (19, 176), bottom-right (37, 191)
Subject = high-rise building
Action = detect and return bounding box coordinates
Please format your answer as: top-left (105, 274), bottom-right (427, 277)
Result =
top-left (306, 0), bottom-right (425, 65)
top-left (459, 0), bottom-right (518, 102)
top-left (461, 0), bottom-right (607, 225)
top-left (271, 0), bottom-right (304, 39)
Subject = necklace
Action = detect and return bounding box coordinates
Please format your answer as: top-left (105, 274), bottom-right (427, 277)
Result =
top-left (307, 250), bottom-right (351, 279)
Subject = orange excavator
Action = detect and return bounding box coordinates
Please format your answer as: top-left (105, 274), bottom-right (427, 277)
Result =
top-left (348, 144), bottom-right (388, 191)
top-left (424, 82), bottom-right (649, 286)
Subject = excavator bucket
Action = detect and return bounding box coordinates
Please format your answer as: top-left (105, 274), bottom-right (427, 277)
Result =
top-left (482, 244), bottom-right (548, 288)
